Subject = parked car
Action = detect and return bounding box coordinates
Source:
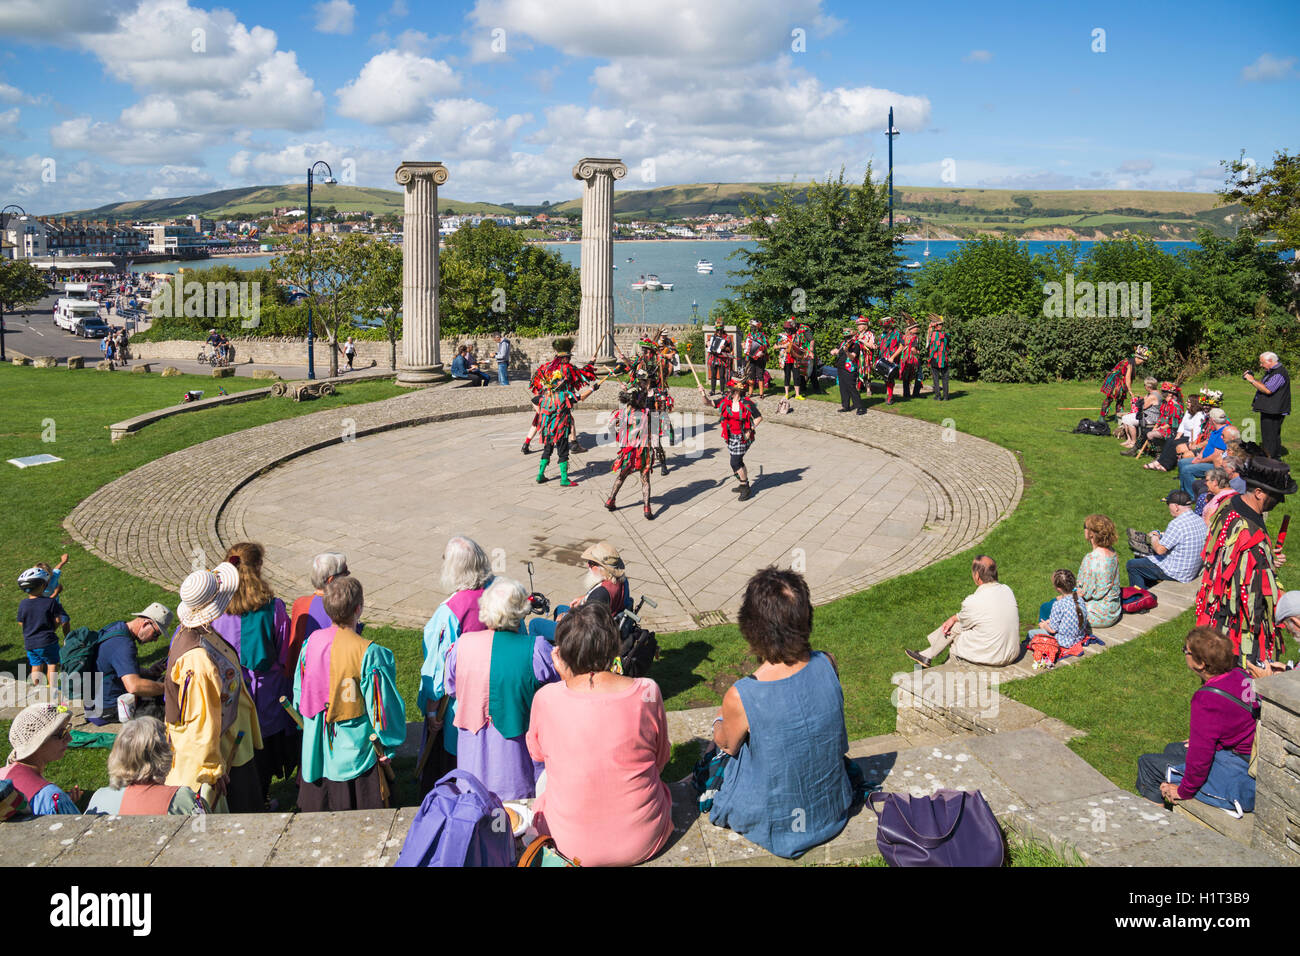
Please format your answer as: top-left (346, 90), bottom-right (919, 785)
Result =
top-left (76, 317), bottom-right (110, 338)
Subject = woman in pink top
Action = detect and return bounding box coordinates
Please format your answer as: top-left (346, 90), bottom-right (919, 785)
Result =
top-left (526, 603), bottom-right (673, 867)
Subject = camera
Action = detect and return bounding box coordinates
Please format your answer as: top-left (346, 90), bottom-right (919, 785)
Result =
top-left (1243, 371), bottom-right (1252, 381)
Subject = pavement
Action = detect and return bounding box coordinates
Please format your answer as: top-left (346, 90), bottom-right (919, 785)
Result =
top-left (65, 379), bottom-right (1023, 632)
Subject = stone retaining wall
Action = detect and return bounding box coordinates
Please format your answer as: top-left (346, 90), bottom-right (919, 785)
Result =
top-left (129, 325), bottom-right (697, 372)
top-left (1251, 669), bottom-right (1300, 860)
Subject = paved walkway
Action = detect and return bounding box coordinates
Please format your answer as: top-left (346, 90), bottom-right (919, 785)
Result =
top-left (66, 383), bottom-right (1022, 632)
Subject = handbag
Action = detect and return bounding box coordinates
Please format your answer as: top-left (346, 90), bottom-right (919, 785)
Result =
top-left (868, 789), bottom-right (1004, 867)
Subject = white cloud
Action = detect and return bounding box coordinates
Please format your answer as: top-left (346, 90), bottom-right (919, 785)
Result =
top-left (1241, 53), bottom-right (1296, 82)
top-left (314, 0), bottom-right (356, 35)
top-left (0, 0), bottom-right (132, 38)
top-left (469, 0), bottom-right (826, 65)
top-left (147, 165), bottom-right (219, 198)
top-left (51, 116), bottom-right (214, 165)
top-left (0, 82), bottom-right (32, 104)
top-left (0, 108), bottom-right (21, 137)
top-left (335, 50), bottom-right (459, 124)
top-left (1118, 159), bottom-right (1153, 173)
top-left (963, 50), bottom-right (993, 63)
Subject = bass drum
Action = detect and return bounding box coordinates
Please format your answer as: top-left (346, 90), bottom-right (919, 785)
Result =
top-left (873, 357), bottom-right (899, 380)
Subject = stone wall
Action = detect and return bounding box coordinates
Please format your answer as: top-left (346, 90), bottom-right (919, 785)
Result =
top-left (1251, 669), bottom-right (1300, 860)
top-left (129, 324), bottom-right (697, 371)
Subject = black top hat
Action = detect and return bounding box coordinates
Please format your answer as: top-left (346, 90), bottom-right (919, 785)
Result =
top-left (1240, 457), bottom-right (1298, 498)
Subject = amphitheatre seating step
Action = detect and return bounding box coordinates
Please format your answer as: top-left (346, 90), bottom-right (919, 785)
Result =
top-left (1173, 799), bottom-right (1258, 848)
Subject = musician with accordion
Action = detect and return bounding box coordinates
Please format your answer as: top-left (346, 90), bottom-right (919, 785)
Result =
top-left (706, 326), bottom-right (734, 395)
top-left (743, 320), bottom-right (770, 399)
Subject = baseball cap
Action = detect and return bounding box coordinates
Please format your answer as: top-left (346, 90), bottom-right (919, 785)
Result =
top-left (1162, 490), bottom-right (1193, 506)
top-left (132, 601), bottom-right (174, 634)
top-left (1276, 590), bottom-right (1300, 624)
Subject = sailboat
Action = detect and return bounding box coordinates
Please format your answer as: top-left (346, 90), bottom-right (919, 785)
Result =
top-left (923, 239), bottom-right (931, 257)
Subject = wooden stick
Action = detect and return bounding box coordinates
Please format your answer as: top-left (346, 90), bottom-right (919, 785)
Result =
top-left (370, 733), bottom-right (394, 804)
top-left (279, 696), bottom-right (303, 729)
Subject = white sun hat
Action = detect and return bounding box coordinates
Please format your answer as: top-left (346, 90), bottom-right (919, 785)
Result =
top-left (8, 703), bottom-right (72, 763)
top-left (177, 562), bottom-right (239, 628)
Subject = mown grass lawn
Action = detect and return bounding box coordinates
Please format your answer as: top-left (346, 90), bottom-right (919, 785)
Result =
top-left (1, 363), bottom-right (1294, 805)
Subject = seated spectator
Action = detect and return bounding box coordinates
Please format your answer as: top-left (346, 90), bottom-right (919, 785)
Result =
top-left (1125, 491), bottom-right (1205, 589)
top-left (1027, 569), bottom-right (1092, 669)
top-left (526, 603), bottom-right (673, 866)
top-left (87, 602), bottom-right (173, 726)
top-left (0, 779), bottom-right (21, 821)
top-left (86, 717), bottom-right (204, 815)
top-left (212, 542), bottom-right (298, 807)
top-left (0, 703), bottom-right (82, 815)
top-left (450, 345), bottom-right (490, 386)
top-left (568, 540), bottom-right (632, 619)
top-left (1126, 381), bottom-right (1184, 458)
top-left (1265, 591), bottom-right (1300, 675)
top-left (419, 536), bottom-right (493, 798)
top-left (288, 551), bottom-right (351, 674)
top-left (1137, 627), bottom-right (1256, 814)
top-left (1077, 514), bottom-right (1121, 629)
top-left (1179, 422), bottom-right (1238, 498)
top-left (1198, 468), bottom-right (1235, 526)
top-left (1117, 378), bottom-right (1160, 448)
top-left (906, 555), bottom-right (1021, 668)
top-left (446, 577), bottom-right (558, 800)
top-left (705, 567), bottom-right (853, 858)
top-left (1146, 397), bottom-right (1205, 471)
top-left (295, 575), bottom-right (406, 812)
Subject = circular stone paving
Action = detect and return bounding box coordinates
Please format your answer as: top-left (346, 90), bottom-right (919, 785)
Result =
top-left (225, 410), bottom-right (938, 631)
top-left (66, 385), bottom-right (1021, 633)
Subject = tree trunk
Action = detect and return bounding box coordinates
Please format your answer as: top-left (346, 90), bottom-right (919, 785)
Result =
top-left (389, 333), bottom-right (397, 370)
top-left (327, 319), bottom-right (339, 378)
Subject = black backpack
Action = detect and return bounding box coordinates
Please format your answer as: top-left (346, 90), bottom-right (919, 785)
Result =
top-left (1073, 417), bottom-right (1111, 436)
top-left (617, 627), bottom-right (659, 679)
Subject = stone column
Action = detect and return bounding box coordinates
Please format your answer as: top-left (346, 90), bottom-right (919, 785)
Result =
top-left (572, 157), bottom-right (627, 363)
top-left (394, 161), bottom-right (448, 386)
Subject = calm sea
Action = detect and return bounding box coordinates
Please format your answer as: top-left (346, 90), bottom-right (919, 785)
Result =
top-left (135, 238), bottom-right (1200, 327)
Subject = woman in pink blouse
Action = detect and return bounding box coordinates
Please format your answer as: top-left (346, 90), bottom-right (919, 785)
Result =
top-left (526, 603), bottom-right (673, 867)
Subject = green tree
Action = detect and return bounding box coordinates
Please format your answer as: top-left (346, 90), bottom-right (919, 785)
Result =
top-left (728, 165), bottom-right (905, 346)
top-left (907, 236), bottom-right (1041, 319)
top-left (272, 233), bottom-right (369, 377)
top-left (1219, 149), bottom-right (1300, 317)
top-left (354, 236), bottom-right (403, 370)
top-left (0, 260), bottom-right (50, 344)
top-left (439, 221), bottom-right (580, 335)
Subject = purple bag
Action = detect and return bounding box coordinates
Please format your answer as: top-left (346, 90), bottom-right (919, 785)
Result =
top-left (868, 789), bottom-right (1004, 867)
top-left (394, 770), bottom-right (516, 867)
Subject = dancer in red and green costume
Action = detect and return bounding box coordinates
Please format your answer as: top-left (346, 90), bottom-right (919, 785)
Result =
top-left (777, 317), bottom-right (811, 401)
top-left (696, 376), bottom-right (763, 501)
top-left (926, 314), bottom-right (949, 401)
top-left (1195, 456), bottom-right (1297, 674)
top-left (522, 338), bottom-right (596, 454)
top-left (536, 367), bottom-right (599, 487)
top-left (625, 337), bottom-right (676, 476)
top-left (878, 315), bottom-right (902, 405)
top-left (1099, 345), bottom-right (1150, 420)
top-left (743, 320), bottom-right (770, 398)
top-left (854, 316), bottom-right (875, 393)
top-left (604, 375), bottom-right (658, 520)
top-left (899, 319), bottom-right (922, 401)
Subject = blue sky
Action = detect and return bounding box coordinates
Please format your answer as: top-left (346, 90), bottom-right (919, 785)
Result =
top-left (0, 0), bottom-right (1296, 213)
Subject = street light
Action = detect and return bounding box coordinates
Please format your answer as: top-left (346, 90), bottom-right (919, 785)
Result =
top-left (0, 203), bottom-right (29, 363)
top-left (885, 107), bottom-right (900, 231)
top-left (305, 160), bottom-right (336, 380)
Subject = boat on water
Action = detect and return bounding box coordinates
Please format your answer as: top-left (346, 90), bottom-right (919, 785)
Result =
top-left (696, 259), bottom-right (714, 274)
top-left (631, 274), bottom-right (674, 291)
top-left (923, 240), bottom-right (930, 257)
top-left (904, 260), bottom-right (922, 269)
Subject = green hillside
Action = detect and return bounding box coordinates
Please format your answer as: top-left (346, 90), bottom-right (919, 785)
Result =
top-left (57, 185), bottom-right (514, 221)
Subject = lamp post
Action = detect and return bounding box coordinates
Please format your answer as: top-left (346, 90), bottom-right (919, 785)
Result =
top-left (0, 203), bottom-right (29, 363)
top-left (885, 107), bottom-right (900, 231)
top-left (305, 161), bottom-right (336, 380)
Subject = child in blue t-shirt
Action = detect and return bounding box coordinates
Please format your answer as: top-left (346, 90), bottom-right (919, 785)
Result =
top-left (16, 567), bottom-right (70, 686)
top-left (35, 553), bottom-right (68, 599)
top-left (1028, 569), bottom-right (1092, 669)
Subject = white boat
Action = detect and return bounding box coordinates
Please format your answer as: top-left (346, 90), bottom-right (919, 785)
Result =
top-left (696, 259), bottom-right (714, 274)
top-left (904, 260), bottom-right (922, 269)
top-left (923, 240), bottom-right (931, 257)
top-left (632, 274), bottom-right (673, 291)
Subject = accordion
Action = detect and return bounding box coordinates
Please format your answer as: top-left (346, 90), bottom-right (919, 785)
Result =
top-left (873, 357), bottom-right (899, 380)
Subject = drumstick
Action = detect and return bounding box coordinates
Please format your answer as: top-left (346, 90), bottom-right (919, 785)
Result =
top-left (369, 734), bottom-right (396, 782)
top-left (279, 696), bottom-right (304, 729)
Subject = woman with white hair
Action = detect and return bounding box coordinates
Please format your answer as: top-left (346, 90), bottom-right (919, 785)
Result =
top-left (417, 536), bottom-right (493, 797)
top-left (288, 552), bottom-right (350, 674)
top-left (86, 717), bottom-right (204, 815)
top-left (445, 577), bottom-right (559, 800)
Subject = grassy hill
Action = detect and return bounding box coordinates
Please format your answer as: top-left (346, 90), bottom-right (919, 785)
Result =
top-left (58, 185), bottom-right (514, 221)
top-left (553, 182), bottom-right (1239, 240)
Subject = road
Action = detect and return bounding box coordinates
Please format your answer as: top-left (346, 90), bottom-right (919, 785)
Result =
top-left (1, 291), bottom-right (319, 380)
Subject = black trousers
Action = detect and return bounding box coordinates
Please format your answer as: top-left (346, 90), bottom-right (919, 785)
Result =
top-left (838, 367), bottom-right (863, 411)
top-left (1261, 413), bottom-right (1284, 459)
top-left (930, 363), bottom-right (949, 400)
top-left (1136, 741), bottom-right (1187, 803)
top-left (541, 429), bottom-right (570, 463)
top-left (1157, 435), bottom-right (1188, 471)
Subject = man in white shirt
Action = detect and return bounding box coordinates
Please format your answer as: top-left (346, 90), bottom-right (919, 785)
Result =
top-left (906, 556), bottom-right (1021, 668)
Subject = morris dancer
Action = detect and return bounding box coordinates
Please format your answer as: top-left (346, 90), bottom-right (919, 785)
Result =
top-left (878, 315), bottom-right (902, 405)
top-left (833, 326), bottom-right (866, 414)
top-left (605, 375), bottom-right (657, 520)
top-left (926, 314), bottom-right (949, 401)
top-left (522, 338), bottom-right (594, 454)
top-left (1196, 456), bottom-right (1296, 674)
top-left (696, 376), bottom-right (763, 501)
top-left (536, 368), bottom-right (599, 487)
top-left (743, 319), bottom-right (769, 399)
top-left (854, 316), bottom-right (875, 395)
top-left (629, 337), bottom-right (676, 476)
top-left (1099, 345), bottom-right (1150, 420)
top-left (706, 325), bottom-right (734, 395)
top-left (1126, 380), bottom-right (1184, 458)
top-left (778, 317), bottom-right (810, 402)
top-left (900, 320), bottom-right (922, 401)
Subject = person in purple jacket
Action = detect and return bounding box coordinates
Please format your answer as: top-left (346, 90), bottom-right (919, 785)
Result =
top-left (1136, 627), bottom-right (1257, 814)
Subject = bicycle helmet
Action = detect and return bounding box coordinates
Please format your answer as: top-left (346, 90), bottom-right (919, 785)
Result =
top-left (18, 567), bottom-right (51, 591)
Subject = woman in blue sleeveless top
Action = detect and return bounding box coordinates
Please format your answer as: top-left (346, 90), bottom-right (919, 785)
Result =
top-left (708, 568), bottom-right (853, 858)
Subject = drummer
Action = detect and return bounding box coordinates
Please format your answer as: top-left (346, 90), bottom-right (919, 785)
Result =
top-left (878, 316), bottom-right (902, 406)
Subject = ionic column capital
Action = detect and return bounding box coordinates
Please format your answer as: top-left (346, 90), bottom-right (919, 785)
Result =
top-left (572, 157), bottom-right (627, 182)
top-left (395, 161), bottom-right (449, 186)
